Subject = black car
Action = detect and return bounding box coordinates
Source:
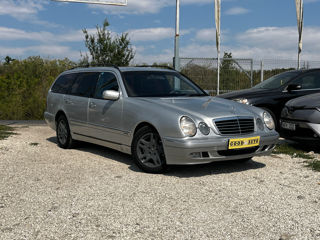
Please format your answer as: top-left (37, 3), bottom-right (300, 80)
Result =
top-left (219, 69), bottom-right (320, 128)
top-left (280, 92), bottom-right (320, 142)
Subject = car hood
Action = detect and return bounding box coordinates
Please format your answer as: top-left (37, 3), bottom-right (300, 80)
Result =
top-left (286, 92), bottom-right (320, 109)
top-left (137, 96), bottom-right (258, 119)
top-left (218, 87), bottom-right (276, 99)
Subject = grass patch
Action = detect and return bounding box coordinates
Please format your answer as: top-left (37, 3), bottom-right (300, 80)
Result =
top-left (273, 142), bottom-right (320, 172)
top-left (306, 160), bottom-right (320, 172)
top-left (0, 125), bottom-right (15, 140)
top-left (273, 143), bottom-right (313, 159)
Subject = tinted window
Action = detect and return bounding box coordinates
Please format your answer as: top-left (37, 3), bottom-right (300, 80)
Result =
top-left (291, 71), bottom-right (320, 89)
top-left (122, 71), bottom-right (206, 97)
top-left (94, 72), bottom-right (119, 99)
top-left (70, 72), bottom-right (99, 97)
top-left (253, 71), bottom-right (300, 89)
top-left (51, 73), bottom-right (77, 94)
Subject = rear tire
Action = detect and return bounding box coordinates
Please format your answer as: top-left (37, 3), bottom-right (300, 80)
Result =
top-left (56, 115), bottom-right (74, 149)
top-left (132, 126), bottom-right (167, 173)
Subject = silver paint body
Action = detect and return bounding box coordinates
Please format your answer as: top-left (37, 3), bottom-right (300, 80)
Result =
top-left (280, 92), bottom-right (320, 140)
top-left (44, 67), bottom-right (279, 165)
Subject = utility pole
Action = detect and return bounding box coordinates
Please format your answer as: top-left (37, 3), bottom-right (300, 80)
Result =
top-left (174, 0), bottom-right (180, 71)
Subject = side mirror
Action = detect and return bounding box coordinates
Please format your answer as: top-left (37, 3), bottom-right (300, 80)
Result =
top-left (102, 90), bottom-right (120, 100)
top-left (287, 84), bottom-right (302, 92)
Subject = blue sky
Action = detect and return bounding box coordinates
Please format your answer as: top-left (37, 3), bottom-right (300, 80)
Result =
top-left (0, 0), bottom-right (319, 64)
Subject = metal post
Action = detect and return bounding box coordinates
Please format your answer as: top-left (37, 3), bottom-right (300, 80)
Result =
top-left (174, 0), bottom-right (180, 71)
top-left (250, 59), bottom-right (253, 87)
top-left (297, 51), bottom-right (300, 69)
top-left (260, 60), bottom-right (264, 82)
top-left (217, 54), bottom-right (220, 95)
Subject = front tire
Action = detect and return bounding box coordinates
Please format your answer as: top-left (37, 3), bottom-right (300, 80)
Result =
top-left (132, 126), bottom-right (167, 173)
top-left (56, 115), bottom-right (74, 149)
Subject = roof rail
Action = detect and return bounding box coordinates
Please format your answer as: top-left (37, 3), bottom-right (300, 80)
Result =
top-left (134, 65), bottom-right (176, 71)
top-left (68, 64), bottom-right (122, 72)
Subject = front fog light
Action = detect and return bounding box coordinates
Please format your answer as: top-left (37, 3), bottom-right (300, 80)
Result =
top-left (256, 118), bottom-right (264, 131)
top-left (263, 112), bottom-right (275, 130)
top-left (199, 122), bottom-right (210, 135)
top-left (180, 116), bottom-right (197, 137)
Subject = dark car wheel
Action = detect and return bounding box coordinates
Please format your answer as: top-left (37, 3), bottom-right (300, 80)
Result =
top-left (56, 115), bottom-right (74, 149)
top-left (132, 126), bottom-right (167, 173)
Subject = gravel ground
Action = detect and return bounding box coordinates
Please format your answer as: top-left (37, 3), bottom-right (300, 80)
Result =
top-left (0, 125), bottom-right (320, 240)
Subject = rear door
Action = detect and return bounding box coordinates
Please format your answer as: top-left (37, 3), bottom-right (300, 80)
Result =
top-left (65, 72), bottom-right (99, 135)
top-left (87, 71), bottom-right (125, 144)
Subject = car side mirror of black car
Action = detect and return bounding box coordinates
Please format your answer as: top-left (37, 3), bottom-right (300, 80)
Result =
top-left (286, 84), bottom-right (302, 92)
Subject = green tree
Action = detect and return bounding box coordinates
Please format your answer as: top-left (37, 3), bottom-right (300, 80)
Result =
top-left (4, 56), bottom-right (15, 65)
top-left (82, 18), bottom-right (135, 66)
top-left (220, 52), bottom-right (234, 71)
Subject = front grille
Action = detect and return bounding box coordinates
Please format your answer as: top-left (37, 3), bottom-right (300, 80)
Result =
top-left (214, 117), bottom-right (254, 135)
top-left (218, 146), bottom-right (259, 156)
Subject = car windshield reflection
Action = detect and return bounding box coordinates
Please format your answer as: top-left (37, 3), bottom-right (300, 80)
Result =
top-left (253, 71), bottom-right (300, 89)
top-left (122, 71), bottom-right (208, 97)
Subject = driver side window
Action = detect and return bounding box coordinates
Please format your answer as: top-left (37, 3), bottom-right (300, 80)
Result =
top-left (291, 71), bottom-right (320, 90)
top-left (94, 72), bottom-right (119, 99)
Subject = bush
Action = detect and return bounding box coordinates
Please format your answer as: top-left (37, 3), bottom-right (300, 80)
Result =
top-left (0, 56), bottom-right (75, 120)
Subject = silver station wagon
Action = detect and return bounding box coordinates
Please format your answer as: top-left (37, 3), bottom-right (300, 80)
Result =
top-left (45, 66), bottom-right (279, 173)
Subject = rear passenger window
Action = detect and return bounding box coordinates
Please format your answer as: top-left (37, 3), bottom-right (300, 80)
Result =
top-left (70, 72), bottom-right (99, 97)
top-left (51, 73), bottom-right (77, 94)
top-left (94, 72), bottom-right (119, 99)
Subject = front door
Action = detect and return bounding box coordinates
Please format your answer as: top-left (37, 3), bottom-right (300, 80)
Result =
top-left (88, 71), bottom-right (125, 145)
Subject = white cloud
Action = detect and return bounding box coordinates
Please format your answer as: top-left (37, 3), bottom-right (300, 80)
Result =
top-left (0, 45), bottom-right (81, 60)
top-left (195, 28), bottom-right (215, 42)
top-left (88, 0), bottom-right (212, 15)
top-left (0, 27), bottom-right (96, 43)
top-left (128, 28), bottom-right (174, 42)
top-left (0, 0), bottom-right (46, 19)
top-left (0, 0), bottom-right (59, 26)
top-left (236, 26), bottom-right (320, 53)
top-left (225, 7), bottom-right (250, 15)
top-left (128, 27), bottom-right (190, 42)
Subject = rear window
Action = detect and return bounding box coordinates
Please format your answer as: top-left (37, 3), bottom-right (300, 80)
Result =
top-left (51, 73), bottom-right (77, 94)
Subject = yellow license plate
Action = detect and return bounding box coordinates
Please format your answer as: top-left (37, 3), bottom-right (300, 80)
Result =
top-left (228, 136), bottom-right (260, 149)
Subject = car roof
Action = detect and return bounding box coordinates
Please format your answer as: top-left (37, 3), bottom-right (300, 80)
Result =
top-left (62, 66), bottom-right (176, 75)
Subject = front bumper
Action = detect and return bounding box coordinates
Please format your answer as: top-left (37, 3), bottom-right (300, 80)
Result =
top-left (280, 119), bottom-right (320, 142)
top-left (162, 132), bottom-right (279, 165)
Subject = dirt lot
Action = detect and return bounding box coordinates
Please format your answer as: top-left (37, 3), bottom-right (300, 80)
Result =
top-left (0, 125), bottom-right (320, 240)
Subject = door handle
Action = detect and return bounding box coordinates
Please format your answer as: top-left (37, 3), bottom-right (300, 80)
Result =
top-left (89, 102), bottom-right (96, 109)
top-left (64, 97), bottom-right (72, 104)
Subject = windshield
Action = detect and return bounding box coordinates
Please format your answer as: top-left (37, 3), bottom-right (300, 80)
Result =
top-left (253, 71), bottom-right (300, 89)
top-left (122, 71), bottom-right (207, 97)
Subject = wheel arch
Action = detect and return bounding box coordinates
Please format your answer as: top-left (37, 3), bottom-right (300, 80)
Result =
top-left (131, 121), bottom-right (162, 147)
top-left (55, 110), bottom-right (68, 127)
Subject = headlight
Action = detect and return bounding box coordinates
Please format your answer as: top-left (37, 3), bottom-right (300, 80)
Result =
top-left (234, 98), bottom-right (249, 105)
top-left (256, 118), bottom-right (264, 131)
top-left (263, 112), bottom-right (275, 130)
top-left (198, 122), bottom-right (210, 135)
top-left (180, 116), bottom-right (197, 137)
